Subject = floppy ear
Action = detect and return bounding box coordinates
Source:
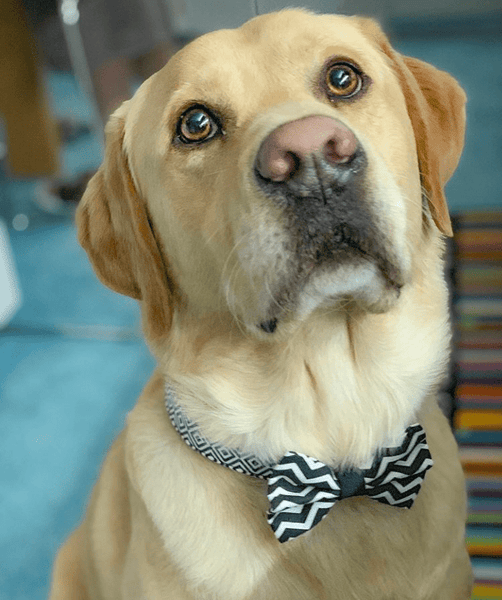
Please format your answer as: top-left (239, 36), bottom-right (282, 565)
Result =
top-left (358, 18), bottom-right (467, 237)
top-left (77, 108), bottom-right (175, 342)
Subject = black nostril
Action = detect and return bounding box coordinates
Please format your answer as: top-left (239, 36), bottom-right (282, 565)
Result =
top-left (284, 152), bottom-right (301, 180)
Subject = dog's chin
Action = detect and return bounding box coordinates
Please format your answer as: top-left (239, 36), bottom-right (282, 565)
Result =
top-left (250, 254), bottom-right (403, 336)
top-left (295, 258), bottom-right (402, 316)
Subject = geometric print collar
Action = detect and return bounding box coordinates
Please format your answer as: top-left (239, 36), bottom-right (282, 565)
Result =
top-left (165, 382), bottom-right (434, 543)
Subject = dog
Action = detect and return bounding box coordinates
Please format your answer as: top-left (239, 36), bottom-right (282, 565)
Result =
top-left (50, 9), bottom-right (473, 599)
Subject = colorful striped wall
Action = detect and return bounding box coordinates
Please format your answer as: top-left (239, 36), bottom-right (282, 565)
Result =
top-left (451, 212), bottom-right (502, 597)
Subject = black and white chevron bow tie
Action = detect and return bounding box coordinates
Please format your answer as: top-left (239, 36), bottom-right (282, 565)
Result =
top-left (165, 383), bottom-right (433, 543)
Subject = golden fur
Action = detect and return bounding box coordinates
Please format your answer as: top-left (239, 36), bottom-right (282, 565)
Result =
top-left (50, 9), bottom-right (473, 599)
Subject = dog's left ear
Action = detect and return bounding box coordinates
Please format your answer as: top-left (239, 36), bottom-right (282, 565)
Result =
top-left (358, 18), bottom-right (467, 237)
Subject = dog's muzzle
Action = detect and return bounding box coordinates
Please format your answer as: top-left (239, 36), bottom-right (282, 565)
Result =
top-left (252, 116), bottom-right (402, 333)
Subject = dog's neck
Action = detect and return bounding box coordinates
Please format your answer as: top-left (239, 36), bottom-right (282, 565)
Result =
top-left (160, 280), bottom-right (450, 469)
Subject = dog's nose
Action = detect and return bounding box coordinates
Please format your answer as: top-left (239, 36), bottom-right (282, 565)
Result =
top-left (256, 116), bottom-right (358, 182)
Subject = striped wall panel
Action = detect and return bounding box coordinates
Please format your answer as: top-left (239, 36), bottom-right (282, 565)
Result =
top-left (451, 212), bottom-right (502, 597)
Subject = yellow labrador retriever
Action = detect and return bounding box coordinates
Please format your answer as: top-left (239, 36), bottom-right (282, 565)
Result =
top-left (50, 9), bottom-right (473, 599)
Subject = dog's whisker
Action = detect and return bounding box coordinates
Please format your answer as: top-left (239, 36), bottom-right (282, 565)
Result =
top-left (203, 218), bottom-right (231, 248)
top-left (262, 275), bottom-right (282, 312)
top-left (220, 232), bottom-right (249, 296)
top-left (220, 239), bottom-right (257, 339)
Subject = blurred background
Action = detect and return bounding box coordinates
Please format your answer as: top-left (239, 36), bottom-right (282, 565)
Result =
top-left (0, 1), bottom-right (501, 598)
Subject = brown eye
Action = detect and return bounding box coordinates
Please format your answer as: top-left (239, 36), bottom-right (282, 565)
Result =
top-left (178, 107), bottom-right (218, 143)
top-left (326, 63), bottom-right (362, 98)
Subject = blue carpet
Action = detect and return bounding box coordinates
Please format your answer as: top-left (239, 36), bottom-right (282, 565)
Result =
top-left (0, 223), bottom-right (155, 600)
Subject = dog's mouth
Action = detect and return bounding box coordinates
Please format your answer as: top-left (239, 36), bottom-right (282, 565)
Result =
top-left (257, 221), bottom-right (404, 334)
top-left (296, 220), bottom-right (402, 284)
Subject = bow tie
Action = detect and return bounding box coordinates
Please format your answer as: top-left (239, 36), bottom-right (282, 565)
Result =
top-left (165, 383), bottom-right (433, 543)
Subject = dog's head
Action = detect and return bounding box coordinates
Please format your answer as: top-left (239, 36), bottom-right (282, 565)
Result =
top-left (78, 9), bottom-right (465, 348)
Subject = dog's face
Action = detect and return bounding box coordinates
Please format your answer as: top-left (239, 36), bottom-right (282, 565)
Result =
top-left (78, 9), bottom-right (466, 346)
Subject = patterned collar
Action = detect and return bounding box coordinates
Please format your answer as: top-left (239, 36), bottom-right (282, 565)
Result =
top-left (165, 382), bottom-right (433, 542)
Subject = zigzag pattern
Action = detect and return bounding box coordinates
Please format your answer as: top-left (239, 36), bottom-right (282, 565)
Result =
top-left (363, 424), bottom-right (433, 508)
top-left (165, 383), bottom-right (433, 543)
top-left (267, 451), bottom-right (341, 542)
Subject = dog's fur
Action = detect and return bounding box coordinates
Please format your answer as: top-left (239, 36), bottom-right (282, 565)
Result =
top-left (50, 9), bottom-right (473, 599)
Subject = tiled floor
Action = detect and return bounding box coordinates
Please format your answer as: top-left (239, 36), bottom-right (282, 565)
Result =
top-left (1, 23), bottom-right (501, 600)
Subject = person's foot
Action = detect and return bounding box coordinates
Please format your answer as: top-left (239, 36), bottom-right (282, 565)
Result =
top-left (33, 181), bottom-right (69, 215)
top-left (33, 171), bottom-right (94, 215)
top-left (53, 171), bottom-right (94, 203)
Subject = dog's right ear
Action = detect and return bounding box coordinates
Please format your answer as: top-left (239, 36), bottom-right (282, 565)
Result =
top-left (77, 111), bottom-right (141, 299)
top-left (77, 106), bottom-right (174, 342)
